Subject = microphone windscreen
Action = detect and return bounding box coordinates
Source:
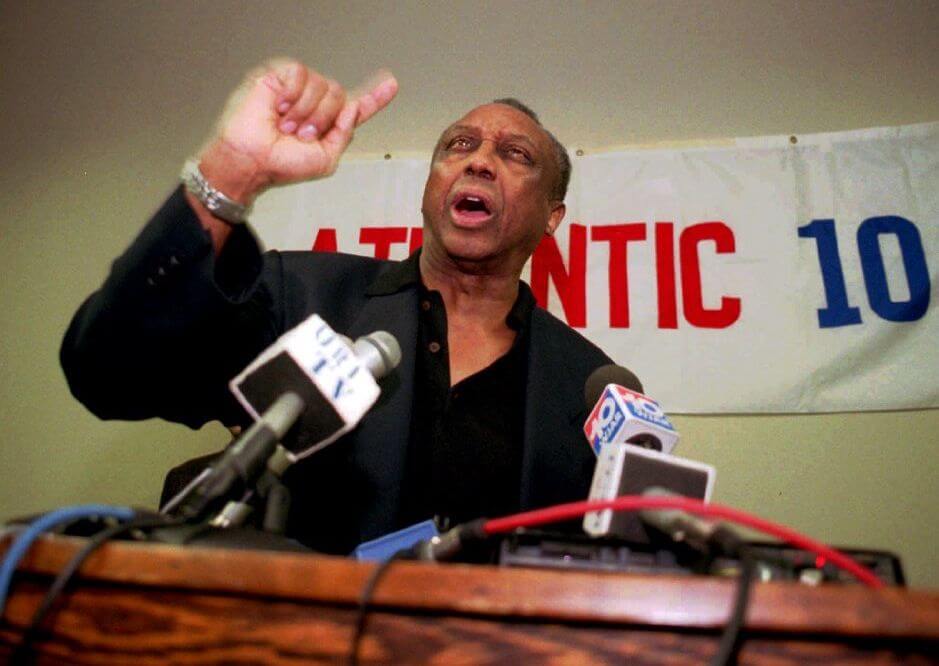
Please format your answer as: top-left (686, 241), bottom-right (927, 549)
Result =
top-left (584, 364), bottom-right (644, 409)
top-left (352, 331), bottom-right (402, 379)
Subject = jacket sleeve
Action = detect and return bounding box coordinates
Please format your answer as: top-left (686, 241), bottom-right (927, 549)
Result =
top-left (60, 187), bottom-right (283, 429)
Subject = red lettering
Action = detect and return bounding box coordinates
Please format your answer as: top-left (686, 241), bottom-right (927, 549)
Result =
top-left (359, 227), bottom-right (409, 259)
top-left (655, 222), bottom-right (678, 328)
top-left (591, 223), bottom-right (647, 328)
top-left (311, 228), bottom-right (338, 252)
top-left (409, 227), bottom-right (423, 254)
top-left (530, 224), bottom-right (587, 328)
top-left (679, 222), bottom-right (741, 328)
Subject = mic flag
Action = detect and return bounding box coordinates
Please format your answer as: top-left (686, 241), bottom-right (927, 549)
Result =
top-left (229, 314), bottom-right (395, 461)
top-left (583, 445), bottom-right (716, 539)
top-left (584, 383), bottom-right (679, 455)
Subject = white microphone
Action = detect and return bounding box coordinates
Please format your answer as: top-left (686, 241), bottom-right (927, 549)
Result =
top-left (580, 366), bottom-right (709, 539)
top-left (229, 313), bottom-right (401, 461)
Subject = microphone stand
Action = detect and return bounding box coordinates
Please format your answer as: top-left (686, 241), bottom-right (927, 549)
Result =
top-left (150, 393), bottom-right (309, 552)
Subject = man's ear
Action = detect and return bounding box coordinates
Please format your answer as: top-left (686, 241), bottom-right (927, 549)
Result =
top-left (545, 202), bottom-right (566, 236)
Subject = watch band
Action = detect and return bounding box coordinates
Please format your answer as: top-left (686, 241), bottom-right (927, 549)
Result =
top-left (180, 159), bottom-right (251, 224)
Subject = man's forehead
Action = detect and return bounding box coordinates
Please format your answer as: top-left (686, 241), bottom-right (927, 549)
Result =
top-left (442, 103), bottom-right (547, 145)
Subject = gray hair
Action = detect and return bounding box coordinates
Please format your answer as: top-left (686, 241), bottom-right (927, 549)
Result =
top-left (492, 98), bottom-right (571, 202)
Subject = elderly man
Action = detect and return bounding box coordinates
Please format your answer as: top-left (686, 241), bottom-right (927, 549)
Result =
top-left (62, 61), bottom-right (613, 554)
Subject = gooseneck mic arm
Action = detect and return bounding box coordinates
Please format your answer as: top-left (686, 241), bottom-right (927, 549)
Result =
top-left (165, 391), bottom-right (305, 522)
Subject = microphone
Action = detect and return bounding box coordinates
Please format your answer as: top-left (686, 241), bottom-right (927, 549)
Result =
top-left (164, 316), bottom-right (401, 526)
top-left (639, 487), bottom-right (741, 557)
top-left (229, 314), bottom-right (401, 461)
top-left (167, 392), bottom-right (305, 521)
top-left (580, 366), bottom-right (714, 539)
top-left (584, 364), bottom-right (644, 406)
top-left (582, 364), bottom-right (679, 455)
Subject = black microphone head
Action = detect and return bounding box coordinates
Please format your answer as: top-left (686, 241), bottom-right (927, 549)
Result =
top-left (584, 364), bottom-right (644, 409)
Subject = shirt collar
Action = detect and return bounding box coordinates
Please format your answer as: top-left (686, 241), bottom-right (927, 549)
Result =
top-left (366, 248), bottom-right (536, 330)
top-left (365, 249), bottom-right (422, 296)
top-left (506, 281), bottom-right (535, 332)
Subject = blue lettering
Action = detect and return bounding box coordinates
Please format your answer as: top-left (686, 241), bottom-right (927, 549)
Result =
top-left (798, 219), bottom-right (863, 328)
top-left (857, 216), bottom-right (930, 322)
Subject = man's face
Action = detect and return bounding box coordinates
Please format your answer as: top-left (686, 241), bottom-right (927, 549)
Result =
top-left (420, 103), bottom-right (565, 274)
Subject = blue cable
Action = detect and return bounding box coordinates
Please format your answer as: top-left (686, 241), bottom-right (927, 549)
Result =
top-left (0, 504), bottom-right (135, 615)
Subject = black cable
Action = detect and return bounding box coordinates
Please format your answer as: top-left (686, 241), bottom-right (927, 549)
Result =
top-left (710, 546), bottom-right (756, 666)
top-left (348, 551), bottom-right (410, 666)
top-left (11, 515), bottom-right (178, 665)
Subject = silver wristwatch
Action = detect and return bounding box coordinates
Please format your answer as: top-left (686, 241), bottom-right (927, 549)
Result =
top-left (180, 159), bottom-right (251, 224)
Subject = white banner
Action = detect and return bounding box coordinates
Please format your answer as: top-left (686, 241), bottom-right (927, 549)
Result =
top-left (251, 122), bottom-right (939, 414)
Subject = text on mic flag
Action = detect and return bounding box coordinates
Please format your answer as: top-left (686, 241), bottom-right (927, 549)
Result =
top-left (229, 314), bottom-right (382, 461)
top-left (584, 385), bottom-right (679, 455)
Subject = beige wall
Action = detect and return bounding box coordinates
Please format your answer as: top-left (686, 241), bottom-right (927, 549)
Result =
top-left (1, 1), bottom-right (936, 587)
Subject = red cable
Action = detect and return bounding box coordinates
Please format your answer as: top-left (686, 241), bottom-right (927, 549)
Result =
top-left (483, 496), bottom-right (883, 589)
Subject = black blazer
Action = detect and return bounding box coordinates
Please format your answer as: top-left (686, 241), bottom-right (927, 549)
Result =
top-left (62, 188), bottom-right (613, 553)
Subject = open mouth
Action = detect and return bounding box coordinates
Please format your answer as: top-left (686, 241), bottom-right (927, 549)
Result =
top-left (451, 193), bottom-right (493, 222)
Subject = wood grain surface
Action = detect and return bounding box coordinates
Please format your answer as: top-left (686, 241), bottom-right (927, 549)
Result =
top-left (1, 535), bottom-right (937, 664)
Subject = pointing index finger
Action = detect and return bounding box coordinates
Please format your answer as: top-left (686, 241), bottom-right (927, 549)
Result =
top-left (352, 71), bottom-right (399, 127)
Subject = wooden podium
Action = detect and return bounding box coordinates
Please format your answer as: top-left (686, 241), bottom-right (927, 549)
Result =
top-left (2, 535), bottom-right (938, 664)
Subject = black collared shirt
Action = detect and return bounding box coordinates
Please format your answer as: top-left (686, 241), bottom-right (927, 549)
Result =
top-left (375, 252), bottom-right (535, 531)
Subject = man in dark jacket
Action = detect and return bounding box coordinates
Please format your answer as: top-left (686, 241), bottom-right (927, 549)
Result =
top-left (62, 60), bottom-right (614, 554)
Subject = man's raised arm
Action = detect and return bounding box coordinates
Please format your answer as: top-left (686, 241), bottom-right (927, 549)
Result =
top-left (60, 60), bottom-right (396, 427)
top-left (189, 60), bottom-right (398, 254)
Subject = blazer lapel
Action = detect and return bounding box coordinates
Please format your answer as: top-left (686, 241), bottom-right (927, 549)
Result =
top-left (519, 310), bottom-right (590, 510)
top-left (345, 274), bottom-right (419, 543)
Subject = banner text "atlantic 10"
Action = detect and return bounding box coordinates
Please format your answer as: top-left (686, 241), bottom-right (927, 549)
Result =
top-left (310, 221), bottom-right (742, 330)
